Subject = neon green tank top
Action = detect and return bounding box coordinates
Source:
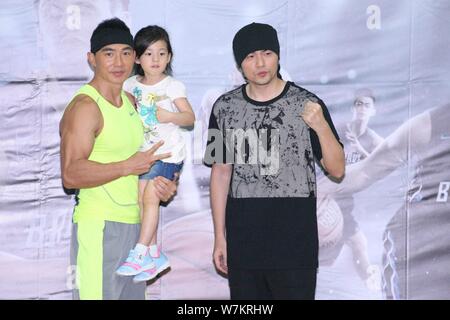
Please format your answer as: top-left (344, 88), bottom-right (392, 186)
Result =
top-left (71, 84), bottom-right (144, 223)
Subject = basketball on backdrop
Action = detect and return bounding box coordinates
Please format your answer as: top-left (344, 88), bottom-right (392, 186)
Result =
top-left (317, 195), bottom-right (344, 248)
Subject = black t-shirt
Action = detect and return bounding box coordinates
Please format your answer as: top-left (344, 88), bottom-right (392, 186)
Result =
top-left (204, 81), bottom-right (342, 269)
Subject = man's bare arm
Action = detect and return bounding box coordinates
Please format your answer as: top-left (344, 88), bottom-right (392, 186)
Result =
top-left (210, 163), bottom-right (232, 274)
top-left (60, 95), bottom-right (170, 189)
top-left (302, 101), bottom-right (345, 179)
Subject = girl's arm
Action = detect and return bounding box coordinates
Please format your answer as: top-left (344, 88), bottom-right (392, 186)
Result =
top-left (157, 97), bottom-right (195, 126)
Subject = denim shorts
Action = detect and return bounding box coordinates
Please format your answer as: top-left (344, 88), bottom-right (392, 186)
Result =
top-left (139, 160), bottom-right (183, 180)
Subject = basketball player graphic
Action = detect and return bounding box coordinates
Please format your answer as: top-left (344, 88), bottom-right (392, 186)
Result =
top-left (317, 89), bottom-right (383, 291)
top-left (319, 104), bottom-right (450, 299)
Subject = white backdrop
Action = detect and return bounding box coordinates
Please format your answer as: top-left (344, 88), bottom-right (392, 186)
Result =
top-left (0, 0), bottom-right (449, 299)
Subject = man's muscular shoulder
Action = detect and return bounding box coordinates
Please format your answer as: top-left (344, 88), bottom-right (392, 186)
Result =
top-left (60, 94), bottom-right (102, 135)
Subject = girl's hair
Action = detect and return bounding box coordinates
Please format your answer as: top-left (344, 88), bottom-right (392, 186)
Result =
top-left (134, 25), bottom-right (173, 76)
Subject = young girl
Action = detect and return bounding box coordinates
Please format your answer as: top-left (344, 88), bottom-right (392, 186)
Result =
top-left (116, 25), bottom-right (195, 282)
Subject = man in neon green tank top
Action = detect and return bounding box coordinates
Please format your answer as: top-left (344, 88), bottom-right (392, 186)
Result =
top-left (60, 18), bottom-right (177, 300)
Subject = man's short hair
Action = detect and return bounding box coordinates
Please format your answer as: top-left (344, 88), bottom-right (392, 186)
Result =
top-left (354, 88), bottom-right (376, 104)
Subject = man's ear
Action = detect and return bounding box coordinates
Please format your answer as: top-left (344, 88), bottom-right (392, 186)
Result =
top-left (87, 52), bottom-right (96, 70)
top-left (236, 64), bottom-right (247, 81)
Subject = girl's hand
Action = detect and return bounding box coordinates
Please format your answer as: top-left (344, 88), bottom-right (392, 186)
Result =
top-left (156, 106), bottom-right (174, 123)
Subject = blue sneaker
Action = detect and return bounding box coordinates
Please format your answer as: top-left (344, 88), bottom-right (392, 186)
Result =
top-left (152, 250), bottom-right (171, 275)
top-left (116, 249), bottom-right (155, 276)
top-left (133, 249), bottom-right (170, 283)
top-left (132, 265), bottom-right (158, 283)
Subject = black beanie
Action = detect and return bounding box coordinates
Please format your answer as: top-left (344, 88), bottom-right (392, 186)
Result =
top-left (232, 22), bottom-right (280, 68)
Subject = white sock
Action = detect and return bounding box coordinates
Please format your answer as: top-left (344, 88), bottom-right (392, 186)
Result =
top-left (149, 244), bottom-right (159, 257)
top-left (134, 243), bottom-right (148, 256)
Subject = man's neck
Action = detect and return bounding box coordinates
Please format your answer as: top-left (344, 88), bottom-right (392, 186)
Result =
top-left (246, 77), bottom-right (286, 102)
top-left (350, 119), bottom-right (369, 136)
top-left (89, 78), bottom-right (123, 108)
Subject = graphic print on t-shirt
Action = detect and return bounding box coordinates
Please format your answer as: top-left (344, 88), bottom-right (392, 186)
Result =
top-left (210, 84), bottom-right (321, 199)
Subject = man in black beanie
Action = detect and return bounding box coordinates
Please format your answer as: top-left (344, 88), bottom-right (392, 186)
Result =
top-left (232, 22), bottom-right (281, 78)
top-left (205, 22), bottom-right (345, 299)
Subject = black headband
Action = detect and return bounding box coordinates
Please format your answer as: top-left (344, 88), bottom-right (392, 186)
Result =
top-left (90, 28), bottom-right (134, 54)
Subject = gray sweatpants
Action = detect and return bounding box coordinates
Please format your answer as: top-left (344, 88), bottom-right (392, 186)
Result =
top-left (70, 220), bottom-right (146, 300)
